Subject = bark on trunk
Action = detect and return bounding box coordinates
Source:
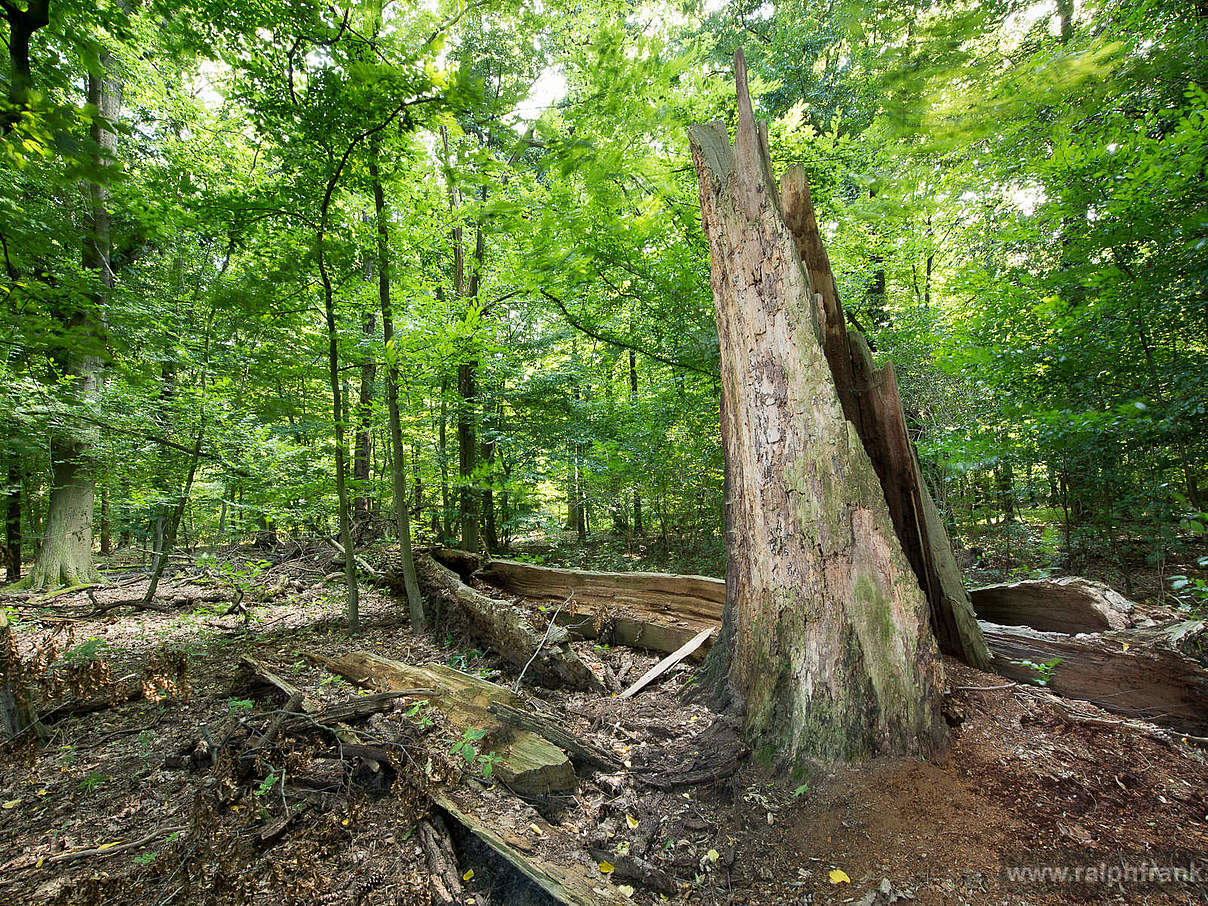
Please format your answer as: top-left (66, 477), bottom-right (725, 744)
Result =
top-left (28, 64), bottom-right (116, 590)
top-left (369, 135), bottom-right (425, 632)
top-left (687, 51), bottom-right (945, 762)
top-left (5, 459), bottom-right (20, 583)
top-left (779, 167), bottom-right (988, 670)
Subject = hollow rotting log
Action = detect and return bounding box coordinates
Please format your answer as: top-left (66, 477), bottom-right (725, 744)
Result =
top-left (409, 552), bottom-right (600, 692)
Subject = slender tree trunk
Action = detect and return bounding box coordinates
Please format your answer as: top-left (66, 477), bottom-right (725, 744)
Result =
top-left (369, 135), bottom-right (424, 632)
top-left (5, 459), bottom-right (20, 583)
top-left (99, 483), bottom-right (111, 556)
top-left (629, 349), bottom-right (644, 536)
top-left (688, 52), bottom-right (945, 763)
top-left (353, 308), bottom-right (376, 530)
top-left (439, 373), bottom-right (451, 541)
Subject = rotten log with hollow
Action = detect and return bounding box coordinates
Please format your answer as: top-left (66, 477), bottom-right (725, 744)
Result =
top-left (409, 552), bottom-right (599, 691)
top-left (970, 576), bottom-right (1135, 633)
top-left (309, 650), bottom-right (577, 796)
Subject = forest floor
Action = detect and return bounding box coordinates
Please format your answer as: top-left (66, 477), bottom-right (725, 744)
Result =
top-left (1, 545), bottom-right (1206, 906)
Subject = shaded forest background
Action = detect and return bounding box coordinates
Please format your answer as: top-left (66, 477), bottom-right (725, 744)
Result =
top-left (3, 0), bottom-right (1207, 605)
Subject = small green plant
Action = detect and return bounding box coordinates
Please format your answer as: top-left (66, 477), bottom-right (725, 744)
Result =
top-left (1014, 657), bottom-right (1063, 686)
top-left (791, 783), bottom-right (809, 799)
top-left (133, 851), bottom-right (158, 866)
top-left (226, 697), bottom-right (255, 717)
top-left (255, 770), bottom-right (279, 798)
top-left (448, 648), bottom-right (484, 671)
top-left (63, 637), bottom-right (108, 663)
top-left (449, 727), bottom-right (489, 762)
top-left (405, 700), bottom-right (434, 730)
top-left (477, 751), bottom-right (502, 780)
top-left (1169, 559), bottom-right (1208, 615)
top-left (58, 745), bottom-right (77, 768)
top-left (137, 728), bottom-right (157, 756)
top-left (78, 770), bottom-right (108, 794)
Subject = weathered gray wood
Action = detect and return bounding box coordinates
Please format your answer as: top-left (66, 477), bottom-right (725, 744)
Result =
top-left (486, 701), bottom-right (623, 773)
top-left (971, 577), bottom-right (1135, 633)
top-left (983, 620), bottom-right (1208, 733)
top-left (473, 557), bottom-right (725, 626)
top-left (618, 627), bottom-right (714, 699)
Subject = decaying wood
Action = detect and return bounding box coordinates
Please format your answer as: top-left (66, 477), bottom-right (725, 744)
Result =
top-left (435, 793), bottom-right (630, 906)
top-left (486, 701), bottom-right (623, 773)
top-left (586, 849), bottom-right (678, 895)
top-left (414, 553), bottom-right (599, 691)
top-left (419, 815), bottom-right (464, 906)
top-left (779, 155), bottom-right (989, 671)
top-left (309, 650), bottom-right (577, 796)
top-left (686, 49), bottom-right (946, 760)
top-left (464, 559), bottom-right (1208, 735)
top-left (971, 576), bottom-right (1135, 633)
top-left (618, 627), bottom-right (714, 700)
top-left (983, 620), bottom-right (1208, 733)
top-left (464, 555), bottom-right (725, 626)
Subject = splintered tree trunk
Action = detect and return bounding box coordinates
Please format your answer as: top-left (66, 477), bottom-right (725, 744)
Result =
top-left (778, 141), bottom-right (988, 670)
top-left (688, 51), bottom-right (945, 762)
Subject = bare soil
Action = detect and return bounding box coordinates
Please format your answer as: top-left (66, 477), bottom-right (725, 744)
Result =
top-left (2, 549), bottom-right (1205, 906)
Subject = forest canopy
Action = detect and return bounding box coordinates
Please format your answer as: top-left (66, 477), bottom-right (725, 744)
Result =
top-left (2, 0), bottom-right (1206, 602)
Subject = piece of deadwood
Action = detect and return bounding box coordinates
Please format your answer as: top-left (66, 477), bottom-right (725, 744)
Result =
top-left (309, 651), bottom-right (576, 796)
top-left (586, 849), bottom-right (678, 895)
top-left (618, 627), bottom-right (713, 699)
top-left (414, 554), bottom-right (599, 691)
top-left (486, 702), bottom-right (622, 773)
top-left (435, 793), bottom-right (630, 906)
top-left (983, 619), bottom-right (1208, 733)
top-left (418, 815), bottom-right (463, 906)
top-left (971, 576), bottom-right (1136, 633)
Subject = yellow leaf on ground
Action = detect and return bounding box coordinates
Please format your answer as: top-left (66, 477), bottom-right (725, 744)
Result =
top-left (598, 860), bottom-right (615, 874)
top-left (829, 868), bottom-right (851, 884)
top-left (2, 800), bottom-right (19, 809)
top-left (706, 849), bottom-right (719, 862)
top-left (617, 884), bottom-right (635, 897)
top-left (462, 868), bottom-right (474, 881)
top-left (97, 841), bottom-right (122, 851)
top-left (625, 814), bottom-right (639, 829)
top-left (528, 823), bottom-right (542, 835)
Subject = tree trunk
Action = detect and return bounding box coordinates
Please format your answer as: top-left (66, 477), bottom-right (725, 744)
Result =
top-left (353, 306), bottom-right (375, 530)
top-left (778, 149), bottom-right (988, 670)
top-left (369, 135), bottom-right (424, 633)
top-left (5, 459), bottom-right (20, 583)
top-left (28, 65), bottom-right (117, 591)
top-left (629, 349), bottom-right (644, 536)
top-left (99, 483), bottom-right (111, 556)
top-left (687, 51), bottom-right (945, 762)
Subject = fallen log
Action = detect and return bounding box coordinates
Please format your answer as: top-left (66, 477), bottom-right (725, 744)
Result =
top-left (309, 651), bottom-right (577, 796)
top-left (464, 555), bottom-right (725, 626)
top-left (970, 577), bottom-right (1135, 633)
top-left (486, 702), bottom-right (623, 773)
top-left (414, 553), bottom-right (599, 691)
top-left (984, 620), bottom-right (1208, 733)
top-left (435, 793), bottom-right (630, 906)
